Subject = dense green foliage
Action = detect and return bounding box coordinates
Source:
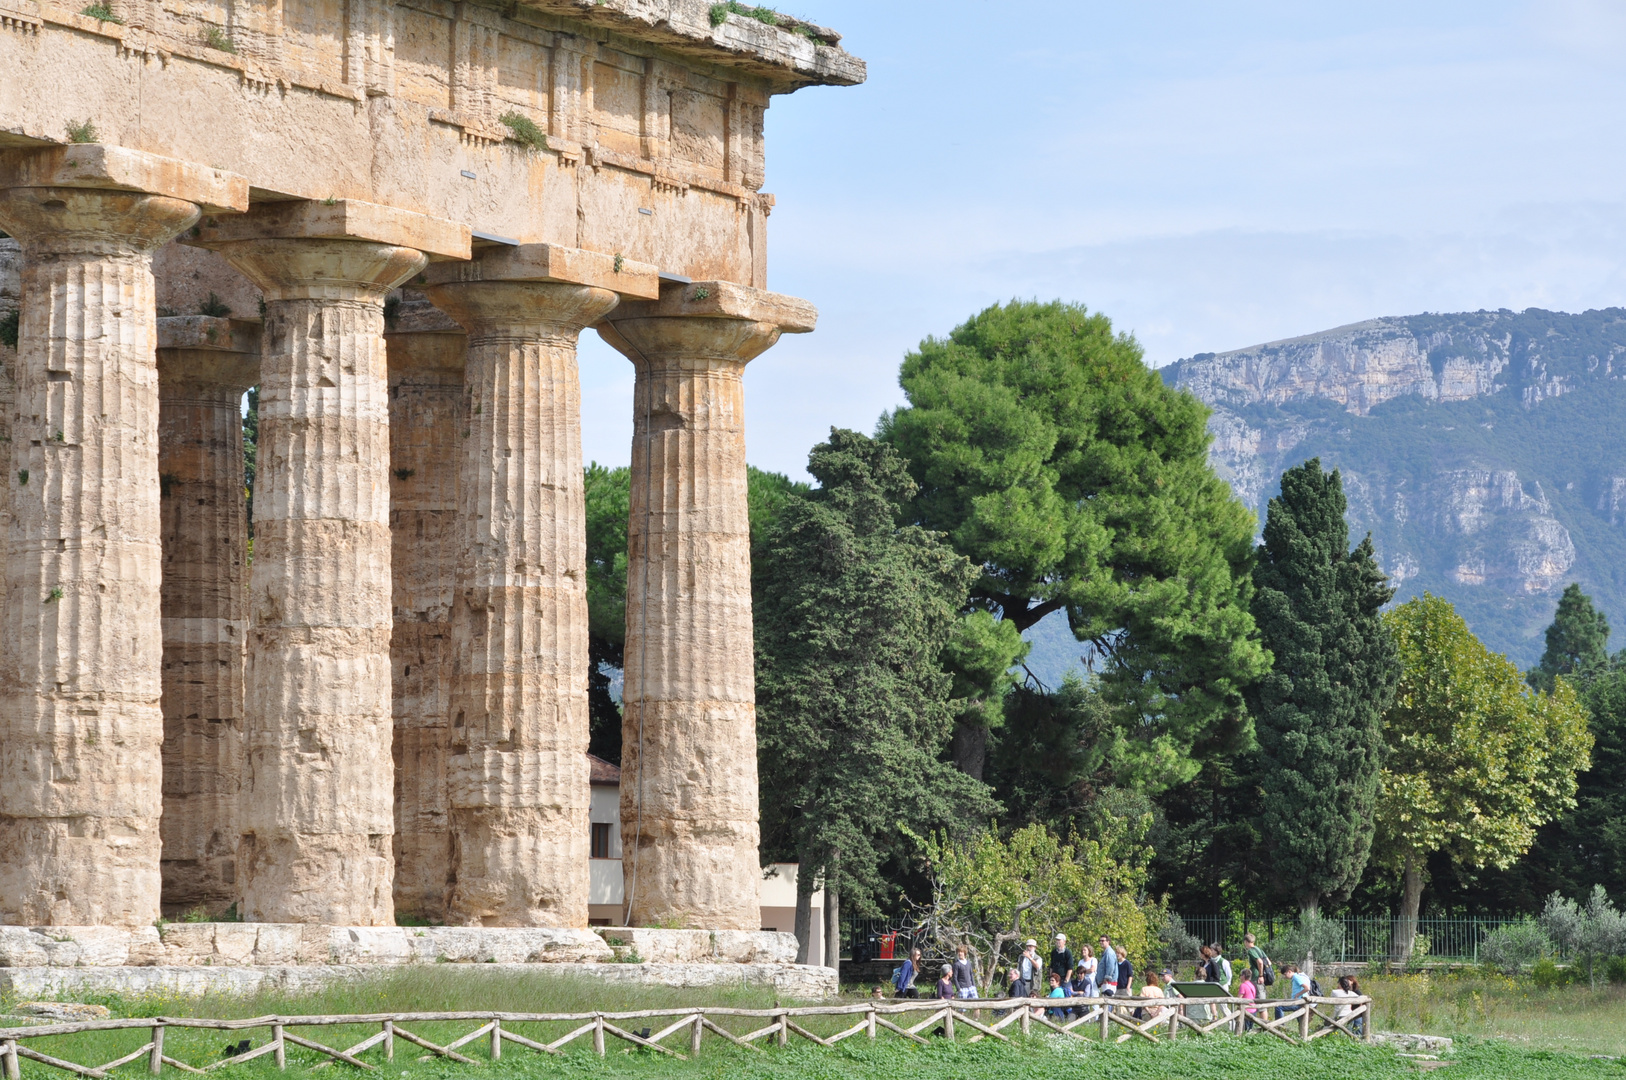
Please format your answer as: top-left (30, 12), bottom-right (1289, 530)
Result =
top-left (1246, 460), bottom-right (1398, 914)
top-left (881, 300), bottom-right (1267, 790)
top-left (753, 429), bottom-right (994, 914)
top-left (1530, 583), bottom-right (1611, 693)
top-left (1375, 595), bottom-right (1592, 949)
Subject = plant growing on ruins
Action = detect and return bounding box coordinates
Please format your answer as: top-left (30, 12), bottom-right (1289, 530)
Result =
top-left (612, 253), bottom-right (624, 274)
top-left (198, 292), bottom-right (232, 317)
top-left (45, 587), bottom-right (62, 603)
top-left (16, 469), bottom-right (27, 485)
top-left (79, 1), bottom-right (120, 21)
top-left (0, 308), bottom-right (18, 348)
top-left (202, 25), bottom-right (236, 52)
top-left (691, 287), bottom-right (710, 301)
top-left (498, 111), bottom-right (547, 152)
top-left (710, 2), bottom-right (779, 28)
top-left (65, 118), bottom-right (99, 143)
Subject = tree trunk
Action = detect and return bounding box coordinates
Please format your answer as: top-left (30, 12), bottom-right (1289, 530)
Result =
top-left (951, 719), bottom-right (987, 781)
top-left (793, 858), bottom-right (815, 966)
top-left (1390, 856), bottom-right (1425, 970)
top-left (824, 855), bottom-right (841, 977)
top-left (1300, 894), bottom-right (1320, 979)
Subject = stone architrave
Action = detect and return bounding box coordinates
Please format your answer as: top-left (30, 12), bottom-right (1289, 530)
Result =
top-left (421, 244), bottom-right (654, 927)
top-left (195, 201), bottom-right (469, 925)
top-left (598, 281), bottom-right (815, 930)
top-left (0, 146), bottom-right (247, 927)
top-left (383, 294), bottom-right (466, 923)
top-left (156, 316), bottom-right (259, 917)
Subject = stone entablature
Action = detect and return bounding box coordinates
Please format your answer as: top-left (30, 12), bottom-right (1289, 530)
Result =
top-left (0, 0), bottom-right (862, 287)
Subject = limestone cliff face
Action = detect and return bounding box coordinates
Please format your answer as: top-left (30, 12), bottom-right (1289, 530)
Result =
top-left (1165, 307), bottom-right (1626, 666)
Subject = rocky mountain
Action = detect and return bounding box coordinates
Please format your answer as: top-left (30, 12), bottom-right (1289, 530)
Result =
top-left (1163, 308), bottom-right (1626, 668)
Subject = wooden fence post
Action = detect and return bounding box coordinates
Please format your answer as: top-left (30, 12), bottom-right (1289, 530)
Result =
top-left (383, 1020), bottom-right (393, 1062)
top-left (944, 1008), bottom-right (955, 1041)
top-left (3, 1038), bottom-right (20, 1080)
top-left (273, 1024), bottom-right (285, 1070)
top-left (490, 1018), bottom-right (501, 1061)
top-left (775, 1011), bottom-right (787, 1047)
top-left (1020, 1002), bottom-right (1031, 1036)
top-left (149, 1024), bottom-right (164, 1075)
top-left (593, 1015), bottom-right (605, 1057)
top-left (690, 1013), bottom-right (703, 1055)
top-left (1299, 1004), bottom-right (1311, 1042)
top-left (1100, 1002), bottom-right (1109, 1041)
top-left (866, 1007), bottom-right (876, 1040)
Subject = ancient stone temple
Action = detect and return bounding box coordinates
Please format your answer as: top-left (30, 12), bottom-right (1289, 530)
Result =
top-left (0, 0), bottom-right (861, 934)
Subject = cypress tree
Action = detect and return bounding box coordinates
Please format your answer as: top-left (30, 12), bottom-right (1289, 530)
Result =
top-left (1529, 583), bottom-right (1611, 693)
top-left (1247, 459), bottom-right (1398, 916)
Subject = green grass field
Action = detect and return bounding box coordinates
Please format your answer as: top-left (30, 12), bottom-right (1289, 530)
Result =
top-left (3, 968), bottom-right (1624, 1080)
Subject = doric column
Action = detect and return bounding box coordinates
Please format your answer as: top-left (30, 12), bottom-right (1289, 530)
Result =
top-left (422, 244), bottom-right (652, 926)
top-left (156, 316), bottom-right (258, 917)
top-left (196, 201), bottom-right (468, 925)
top-left (597, 281), bottom-right (815, 930)
top-left (383, 293), bottom-right (465, 923)
top-left (0, 146), bottom-right (246, 927)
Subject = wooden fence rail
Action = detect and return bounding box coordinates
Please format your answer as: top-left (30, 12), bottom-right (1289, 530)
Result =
top-left (0, 996), bottom-right (1374, 1077)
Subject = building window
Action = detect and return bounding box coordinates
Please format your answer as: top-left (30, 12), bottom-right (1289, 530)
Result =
top-left (591, 822), bottom-right (612, 859)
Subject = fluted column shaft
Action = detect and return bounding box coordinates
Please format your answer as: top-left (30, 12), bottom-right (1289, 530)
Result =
top-left (209, 239), bottom-right (427, 924)
top-left (156, 321), bottom-right (257, 916)
top-left (599, 312), bottom-right (783, 931)
top-left (421, 280), bottom-right (618, 927)
top-left (0, 187), bottom-right (201, 926)
top-left (384, 300), bottom-right (465, 923)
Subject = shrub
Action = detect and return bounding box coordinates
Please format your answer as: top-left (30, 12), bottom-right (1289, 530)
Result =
top-left (1531, 957), bottom-right (1573, 988)
top-left (1481, 918), bottom-right (1551, 975)
top-left (1607, 954), bottom-right (1626, 985)
top-left (497, 111), bottom-right (547, 152)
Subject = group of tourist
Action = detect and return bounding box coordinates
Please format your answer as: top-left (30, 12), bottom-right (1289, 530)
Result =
top-left (885, 930), bottom-right (1366, 1033)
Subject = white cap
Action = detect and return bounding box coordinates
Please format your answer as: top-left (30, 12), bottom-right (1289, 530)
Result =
top-left (1055, 933), bottom-right (1067, 941)
top-left (1024, 939), bottom-right (1038, 947)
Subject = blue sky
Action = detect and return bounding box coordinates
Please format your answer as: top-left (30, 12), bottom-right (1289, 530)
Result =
top-left (578, 0), bottom-right (1626, 479)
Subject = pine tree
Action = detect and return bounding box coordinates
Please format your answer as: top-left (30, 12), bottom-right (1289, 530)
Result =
top-left (754, 428), bottom-right (996, 951)
top-left (1529, 583), bottom-right (1611, 693)
top-left (1246, 459), bottom-right (1399, 916)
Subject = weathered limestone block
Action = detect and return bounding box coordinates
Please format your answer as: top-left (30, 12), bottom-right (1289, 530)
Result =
top-left (422, 245), bottom-right (647, 927)
top-left (195, 201), bottom-right (468, 925)
top-left (0, 925), bottom-right (164, 967)
top-left (598, 282), bottom-right (815, 931)
top-left (588, 928), bottom-right (797, 964)
top-left (157, 316), bottom-right (259, 917)
top-left (0, 961), bottom-right (839, 998)
top-left (384, 295), bottom-right (465, 923)
top-left (407, 926), bottom-right (613, 964)
top-left (0, 146), bottom-right (246, 927)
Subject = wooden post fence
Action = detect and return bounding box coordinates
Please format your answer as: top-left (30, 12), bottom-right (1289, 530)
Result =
top-left (0, 995), bottom-right (1375, 1075)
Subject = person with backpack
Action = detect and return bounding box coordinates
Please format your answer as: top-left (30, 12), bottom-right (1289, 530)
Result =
top-left (893, 948), bottom-right (921, 998)
top-left (1208, 941), bottom-right (1233, 991)
top-left (1016, 939), bottom-right (1041, 1000)
top-left (1244, 932), bottom-right (1272, 988)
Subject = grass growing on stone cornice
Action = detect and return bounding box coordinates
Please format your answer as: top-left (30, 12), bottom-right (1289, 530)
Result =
top-left (78, 2), bottom-right (120, 22)
top-left (498, 111), bottom-right (548, 153)
top-left (708, 1), bottom-right (827, 40)
top-left (65, 118), bottom-right (98, 143)
top-left (202, 24), bottom-right (237, 52)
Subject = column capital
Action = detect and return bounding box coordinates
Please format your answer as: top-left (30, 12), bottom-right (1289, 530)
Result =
top-left (423, 242), bottom-right (658, 299)
top-left (191, 199), bottom-right (469, 303)
top-left (596, 280), bottom-right (815, 369)
top-left (156, 316), bottom-right (260, 393)
top-left (0, 144), bottom-right (248, 214)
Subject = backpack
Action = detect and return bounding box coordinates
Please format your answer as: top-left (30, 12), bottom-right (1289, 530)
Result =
top-left (891, 966), bottom-right (903, 990)
top-left (1310, 977), bottom-right (1323, 997)
top-left (1261, 957), bottom-right (1276, 986)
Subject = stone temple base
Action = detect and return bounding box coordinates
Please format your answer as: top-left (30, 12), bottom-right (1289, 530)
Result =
top-left (0, 925), bottom-right (836, 998)
top-left (0, 962), bottom-right (836, 999)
